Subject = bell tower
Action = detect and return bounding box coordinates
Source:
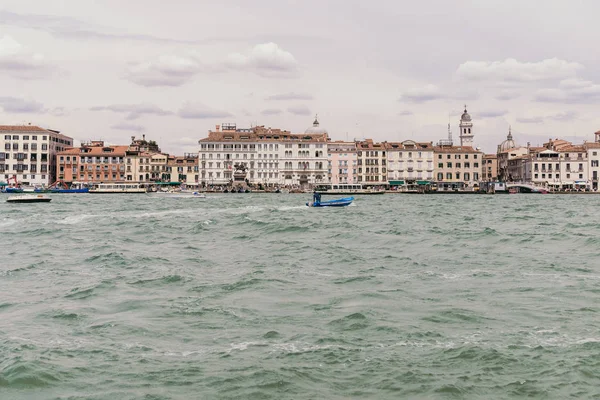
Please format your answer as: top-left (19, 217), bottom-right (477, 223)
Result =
top-left (459, 105), bottom-right (474, 147)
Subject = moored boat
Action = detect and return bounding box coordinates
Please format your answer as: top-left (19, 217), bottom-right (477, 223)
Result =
top-left (6, 194), bottom-right (52, 203)
top-left (89, 183), bottom-right (146, 193)
top-left (314, 183), bottom-right (384, 195)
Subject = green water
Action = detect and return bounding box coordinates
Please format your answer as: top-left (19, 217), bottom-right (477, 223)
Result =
top-left (1, 193), bottom-right (599, 399)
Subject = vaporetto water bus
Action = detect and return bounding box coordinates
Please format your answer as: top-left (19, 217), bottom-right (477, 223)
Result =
top-left (314, 183), bottom-right (385, 195)
top-left (89, 183), bottom-right (147, 194)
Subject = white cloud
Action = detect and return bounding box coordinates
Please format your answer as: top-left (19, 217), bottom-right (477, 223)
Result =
top-left (111, 123), bottom-right (145, 132)
top-left (0, 35), bottom-right (56, 79)
top-left (287, 105), bottom-right (311, 116)
top-left (476, 110), bottom-right (508, 119)
top-left (261, 108), bottom-right (282, 116)
top-left (177, 102), bottom-right (232, 119)
top-left (266, 92), bottom-right (313, 101)
top-left (456, 58), bottom-right (582, 83)
top-left (534, 78), bottom-right (600, 104)
top-left (516, 110), bottom-right (578, 124)
top-left (226, 42), bottom-right (299, 78)
top-left (90, 104), bottom-right (172, 120)
top-left (399, 84), bottom-right (443, 103)
top-left (126, 55), bottom-right (201, 87)
top-left (0, 97), bottom-right (45, 113)
top-left (126, 42), bottom-right (299, 87)
top-left (398, 110), bottom-right (414, 116)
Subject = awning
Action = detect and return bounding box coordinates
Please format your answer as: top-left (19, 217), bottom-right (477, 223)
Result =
top-left (575, 180), bottom-right (587, 185)
top-left (155, 182), bottom-right (181, 185)
top-left (416, 180), bottom-right (430, 185)
top-left (388, 180), bottom-right (405, 185)
top-left (0, 182), bottom-right (7, 186)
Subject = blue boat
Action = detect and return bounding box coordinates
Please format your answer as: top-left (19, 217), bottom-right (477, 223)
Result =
top-left (50, 188), bottom-right (89, 193)
top-left (4, 187), bottom-right (24, 193)
top-left (306, 196), bottom-right (354, 207)
top-left (48, 180), bottom-right (89, 193)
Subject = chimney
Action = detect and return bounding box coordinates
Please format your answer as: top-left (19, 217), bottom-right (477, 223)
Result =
top-left (142, 134), bottom-right (146, 140)
top-left (215, 125), bottom-right (220, 132)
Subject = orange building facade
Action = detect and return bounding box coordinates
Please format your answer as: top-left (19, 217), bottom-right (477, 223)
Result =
top-left (56, 141), bottom-right (127, 183)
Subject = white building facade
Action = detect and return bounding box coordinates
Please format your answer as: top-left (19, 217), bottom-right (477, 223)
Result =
top-left (386, 140), bottom-right (434, 185)
top-left (0, 125), bottom-right (73, 186)
top-left (198, 123), bottom-right (328, 188)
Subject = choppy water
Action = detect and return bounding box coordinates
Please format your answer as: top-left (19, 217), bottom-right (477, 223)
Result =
top-left (1, 193), bottom-right (600, 399)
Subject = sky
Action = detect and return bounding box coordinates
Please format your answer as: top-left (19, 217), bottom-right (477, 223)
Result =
top-left (1, 0), bottom-right (600, 155)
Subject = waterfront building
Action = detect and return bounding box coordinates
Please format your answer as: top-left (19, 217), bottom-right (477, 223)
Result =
top-left (1, 125), bottom-right (73, 186)
top-left (506, 155), bottom-right (531, 183)
top-left (124, 136), bottom-right (164, 183)
top-left (524, 139), bottom-right (588, 189)
top-left (167, 154), bottom-right (199, 185)
top-left (496, 127), bottom-right (529, 181)
top-left (482, 154), bottom-right (498, 181)
top-left (57, 141), bottom-right (127, 184)
top-left (433, 145), bottom-right (482, 189)
top-left (355, 139), bottom-right (387, 186)
top-left (386, 140), bottom-right (434, 186)
top-left (586, 131), bottom-right (600, 190)
top-left (198, 120), bottom-right (328, 188)
top-left (327, 141), bottom-right (357, 184)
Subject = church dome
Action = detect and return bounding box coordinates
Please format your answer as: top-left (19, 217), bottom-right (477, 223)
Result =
top-left (305, 115), bottom-right (328, 134)
top-left (499, 127), bottom-right (516, 152)
top-left (460, 107), bottom-right (472, 122)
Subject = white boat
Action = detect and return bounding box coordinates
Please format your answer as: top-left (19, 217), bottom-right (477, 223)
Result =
top-left (314, 183), bottom-right (385, 195)
top-left (89, 183), bottom-right (146, 194)
top-left (6, 194), bottom-right (52, 203)
top-left (192, 192), bottom-right (206, 198)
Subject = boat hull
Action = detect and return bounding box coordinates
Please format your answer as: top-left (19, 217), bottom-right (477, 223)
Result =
top-left (315, 190), bottom-right (384, 195)
top-left (307, 196), bottom-right (354, 207)
top-left (50, 188), bottom-right (90, 193)
top-left (7, 195), bottom-right (52, 203)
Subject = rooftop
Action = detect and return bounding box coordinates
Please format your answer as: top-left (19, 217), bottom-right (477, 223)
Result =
top-left (0, 125), bottom-right (50, 132)
top-left (433, 145), bottom-right (480, 153)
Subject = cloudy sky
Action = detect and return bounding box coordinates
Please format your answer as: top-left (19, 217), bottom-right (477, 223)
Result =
top-left (1, 0), bottom-right (599, 154)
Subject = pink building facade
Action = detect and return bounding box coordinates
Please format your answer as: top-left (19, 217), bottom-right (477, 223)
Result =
top-left (327, 141), bottom-right (357, 184)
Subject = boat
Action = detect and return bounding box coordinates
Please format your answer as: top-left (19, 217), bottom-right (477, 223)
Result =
top-left (6, 194), bottom-right (52, 203)
top-left (89, 183), bottom-right (146, 194)
top-left (3, 187), bottom-right (24, 193)
top-left (306, 196), bottom-right (354, 207)
top-left (49, 181), bottom-right (89, 193)
top-left (192, 192), bottom-right (206, 198)
top-left (314, 184), bottom-right (385, 195)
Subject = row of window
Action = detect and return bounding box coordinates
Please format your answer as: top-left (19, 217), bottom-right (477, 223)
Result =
top-left (3, 135), bottom-right (71, 145)
top-left (436, 172), bottom-right (480, 181)
top-left (438, 154), bottom-right (479, 160)
top-left (0, 165), bottom-right (48, 172)
top-left (534, 173), bottom-right (584, 180)
top-left (2, 174), bottom-right (46, 180)
top-left (3, 135), bottom-right (44, 141)
top-left (437, 162), bottom-right (479, 168)
top-left (4, 143), bottom-right (47, 151)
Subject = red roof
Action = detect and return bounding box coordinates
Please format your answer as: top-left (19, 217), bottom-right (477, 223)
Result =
top-left (0, 125), bottom-right (50, 132)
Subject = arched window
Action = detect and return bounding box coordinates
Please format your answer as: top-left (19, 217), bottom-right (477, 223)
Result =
top-left (464, 128), bottom-right (467, 134)
top-left (468, 128), bottom-right (471, 134)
